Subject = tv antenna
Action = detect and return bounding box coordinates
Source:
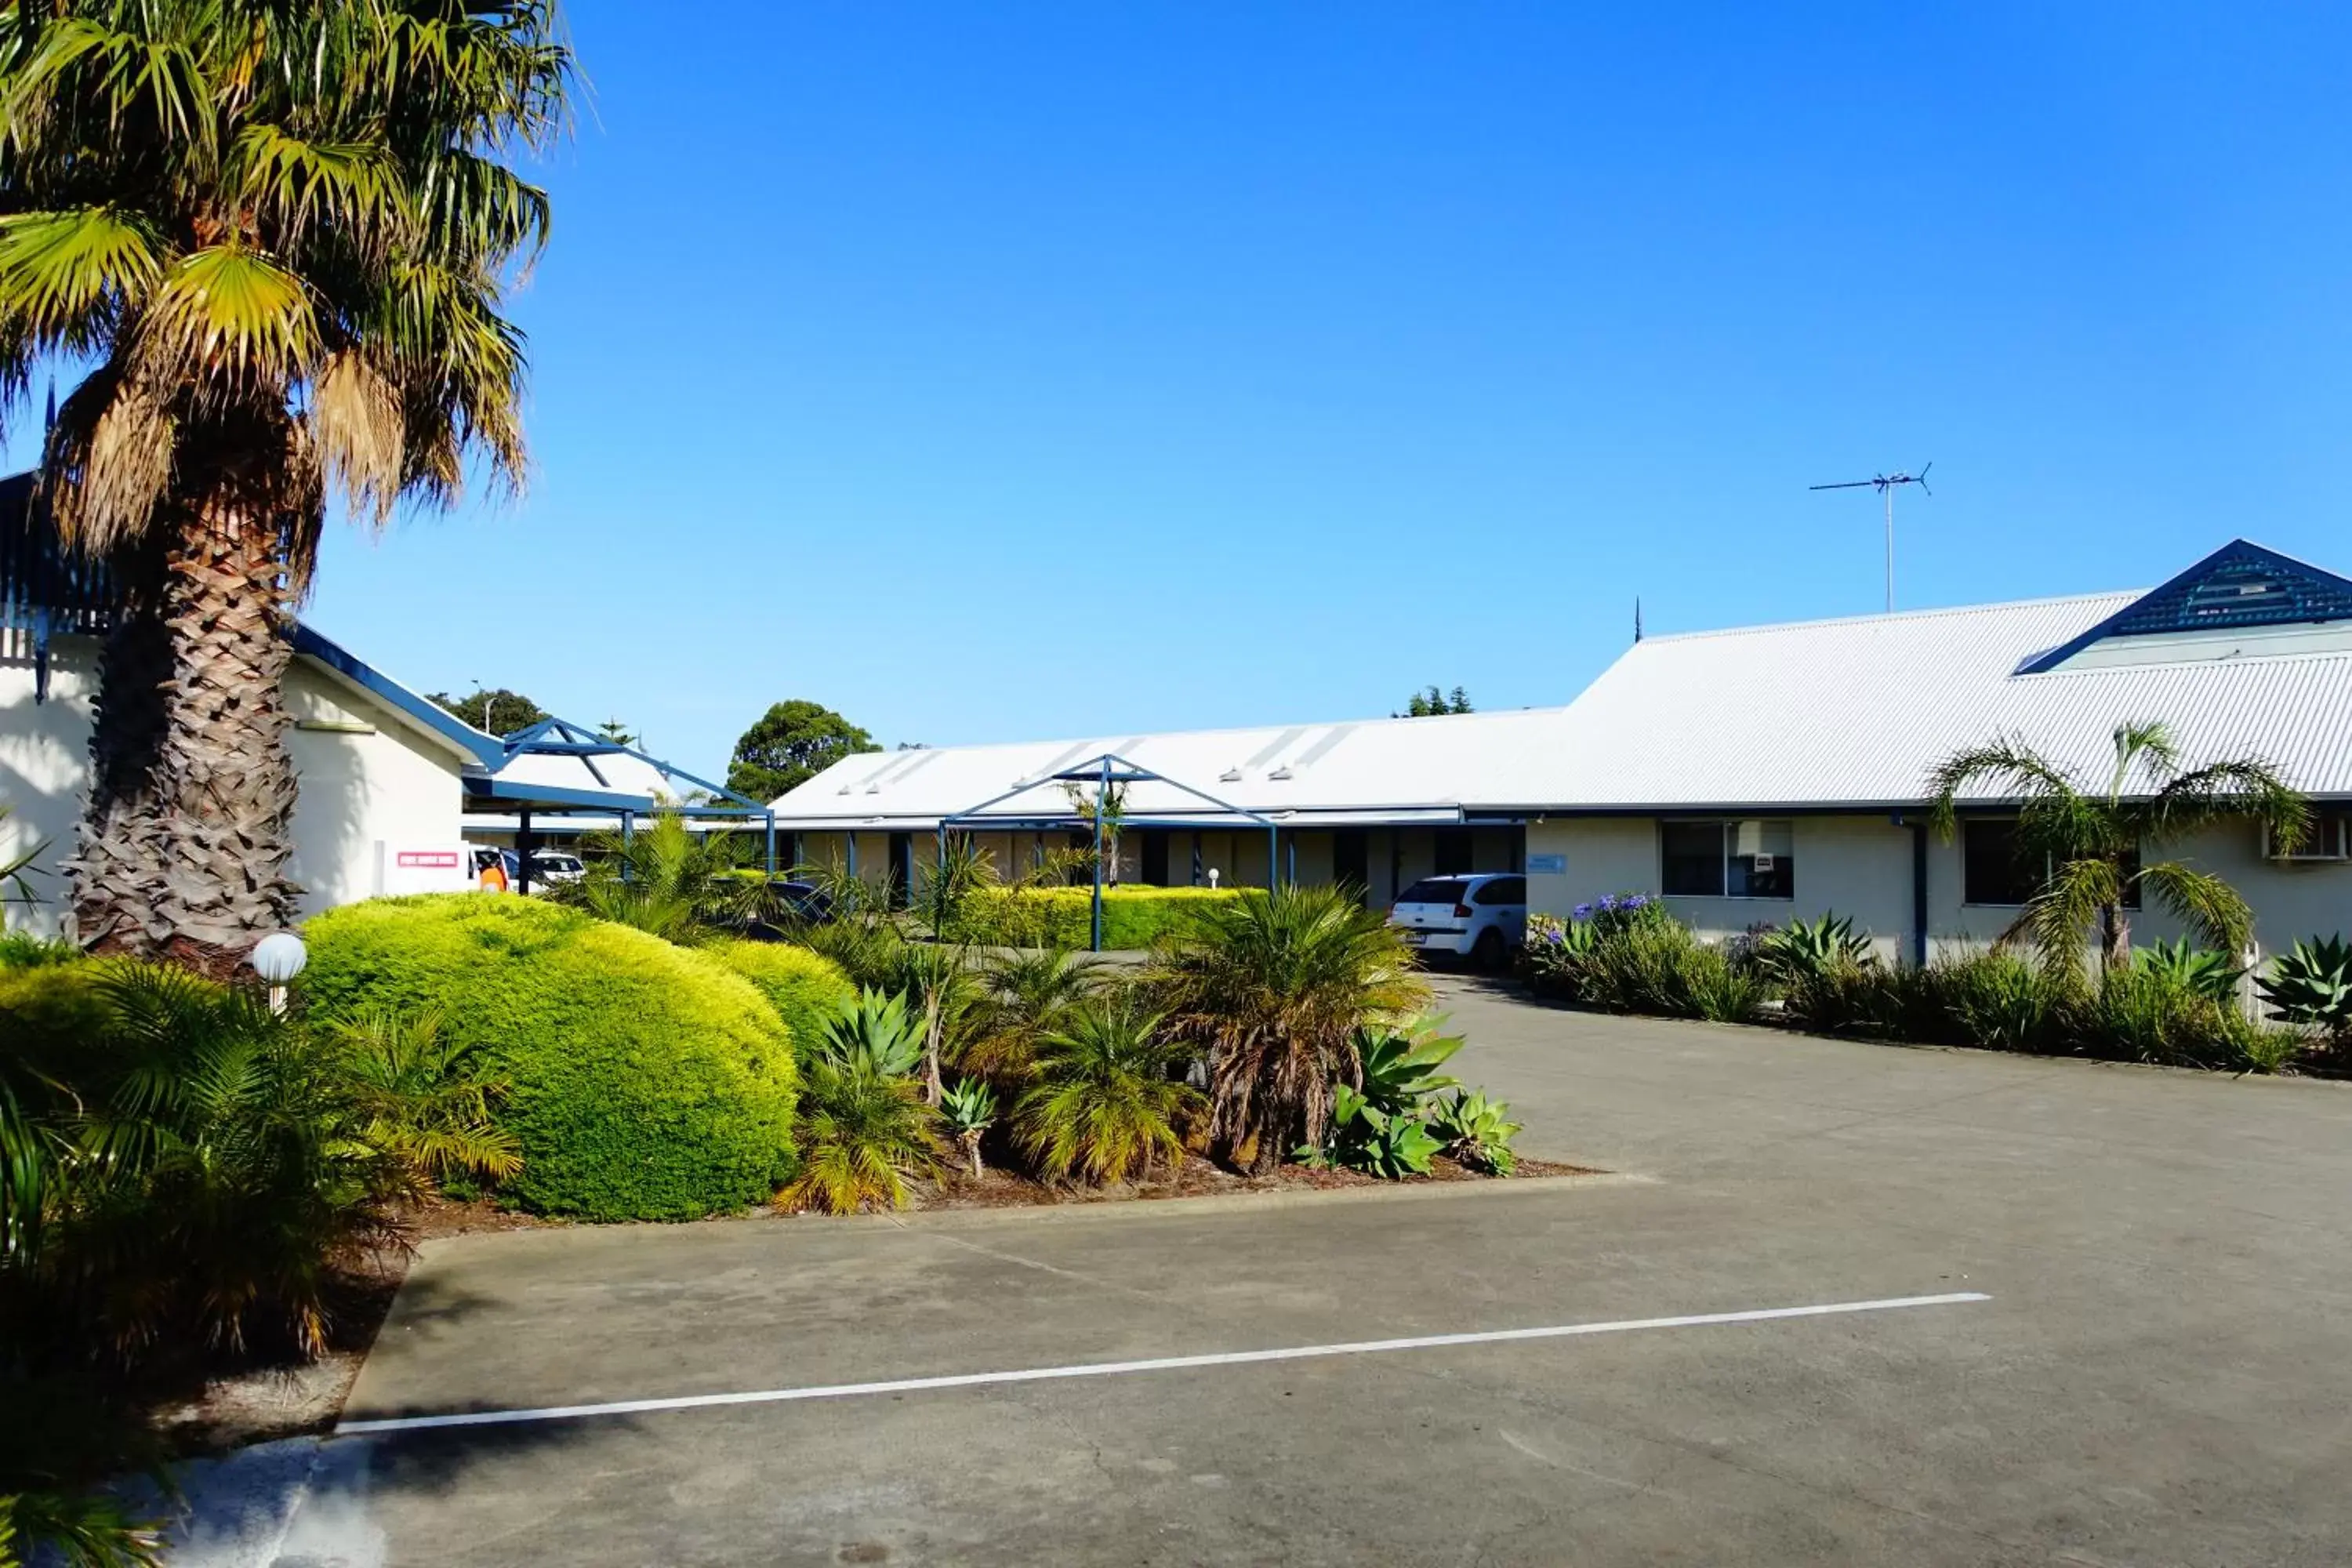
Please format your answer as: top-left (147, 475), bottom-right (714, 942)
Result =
top-left (1809, 464), bottom-right (1931, 612)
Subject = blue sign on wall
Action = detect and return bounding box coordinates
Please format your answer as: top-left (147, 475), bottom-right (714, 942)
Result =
top-left (1525, 853), bottom-right (1566, 875)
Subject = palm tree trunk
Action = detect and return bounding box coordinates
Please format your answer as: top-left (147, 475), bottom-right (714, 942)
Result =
top-left (2100, 900), bottom-right (2129, 973)
top-left (68, 506), bottom-right (300, 975)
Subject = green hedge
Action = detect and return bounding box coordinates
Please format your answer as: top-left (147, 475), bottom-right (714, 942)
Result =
top-left (0, 960), bottom-right (109, 1083)
top-left (706, 940), bottom-right (858, 1055)
top-left (303, 895), bottom-right (797, 1221)
top-left (949, 886), bottom-right (1249, 949)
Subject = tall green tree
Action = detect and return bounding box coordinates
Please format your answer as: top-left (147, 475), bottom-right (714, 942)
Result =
top-left (0, 2), bottom-right (575, 970)
top-left (1397, 684), bottom-right (1472, 717)
top-left (426, 686), bottom-right (548, 736)
top-left (1928, 720), bottom-right (2310, 975)
top-left (728, 699), bottom-right (878, 801)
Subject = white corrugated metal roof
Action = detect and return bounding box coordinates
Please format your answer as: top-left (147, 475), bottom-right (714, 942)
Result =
top-left (771, 575), bottom-right (2352, 828)
top-left (1478, 591), bottom-right (2352, 808)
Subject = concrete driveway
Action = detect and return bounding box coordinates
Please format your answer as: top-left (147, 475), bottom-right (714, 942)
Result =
top-left (216, 981), bottom-right (2352, 1566)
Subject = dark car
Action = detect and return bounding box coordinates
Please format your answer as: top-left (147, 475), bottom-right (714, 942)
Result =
top-left (724, 878), bottom-right (836, 941)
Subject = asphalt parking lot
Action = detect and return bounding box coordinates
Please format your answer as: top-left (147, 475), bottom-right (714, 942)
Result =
top-left (241, 981), bottom-right (2352, 1566)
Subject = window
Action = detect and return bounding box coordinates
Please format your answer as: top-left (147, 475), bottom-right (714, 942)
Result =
top-left (1473, 876), bottom-right (1526, 906)
top-left (1962, 818), bottom-right (2141, 908)
top-left (1962, 819), bottom-right (2037, 906)
top-left (1659, 820), bottom-right (1795, 900)
top-left (1434, 828), bottom-right (1473, 876)
top-left (1398, 877), bottom-right (1468, 907)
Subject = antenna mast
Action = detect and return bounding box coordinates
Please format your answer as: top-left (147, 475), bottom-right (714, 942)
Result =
top-left (1809, 464), bottom-right (1932, 612)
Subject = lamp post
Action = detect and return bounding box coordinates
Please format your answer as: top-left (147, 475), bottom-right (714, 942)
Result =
top-left (250, 931), bottom-right (307, 1014)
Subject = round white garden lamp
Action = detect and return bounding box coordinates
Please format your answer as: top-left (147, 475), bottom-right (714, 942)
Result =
top-left (250, 931), bottom-right (307, 1014)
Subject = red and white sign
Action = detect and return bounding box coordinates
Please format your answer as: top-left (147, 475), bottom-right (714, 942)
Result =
top-left (397, 850), bottom-right (463, 870)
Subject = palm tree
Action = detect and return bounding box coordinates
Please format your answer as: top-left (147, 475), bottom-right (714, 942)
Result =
top-left (1148, 884), bottom-right (1428, 1173)
top-left (1015, 996), bottom-right (1200, 1186)
top-left (0, 3), bottom-right (575, 970)
top-left (1928, 720), bottom-right (2310, 975)
top-left (959, 946), bottom-right (1112, 1083)
top-left (557, 813), bottom-right (765, 945)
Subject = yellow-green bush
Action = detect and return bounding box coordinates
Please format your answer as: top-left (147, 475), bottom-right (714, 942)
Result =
top-left (302, 895), bottom-right (797, 1221)
top-left (706, 940), bottom-right (857, 1054)
top-left (0, 959), bottom-right (108, 1083)
top-left (952, 886), bottom-right (1247, 949)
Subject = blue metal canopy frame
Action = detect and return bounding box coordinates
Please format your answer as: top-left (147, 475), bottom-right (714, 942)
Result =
top-left (941, 753), bottom-right (1282, 950)
top-left (471, 717), bottom-right (778, 892)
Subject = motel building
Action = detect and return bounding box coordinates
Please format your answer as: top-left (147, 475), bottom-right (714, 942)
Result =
top-left (772, 538), bottom-right (2352, 964)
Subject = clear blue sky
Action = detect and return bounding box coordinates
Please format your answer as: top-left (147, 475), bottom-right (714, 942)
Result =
top-left (83, 4), bottom-right (2352, 773)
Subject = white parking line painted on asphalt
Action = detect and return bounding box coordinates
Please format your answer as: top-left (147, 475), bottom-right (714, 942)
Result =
top-left (336, 1291), bottom-right (1991, 1438)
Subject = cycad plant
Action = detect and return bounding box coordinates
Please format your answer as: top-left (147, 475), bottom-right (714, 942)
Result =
top-left (0, 2), bottom-right (575, 967)
top-left (2130, 938), bottom-right (2245, 1005)
top-left (1017, 998), bottom-right (1201, 1186)
top-left (1149, 884), bottom-right (1427, 1173)
top-left (779, 1054), bottom-right (941, 1215)
top-left (959, 946), bottom-right (1111, 1083)
top-left (1929, 721), bottom-right (2307, 978)
top-left (557, 814), bottom-right (764, 945)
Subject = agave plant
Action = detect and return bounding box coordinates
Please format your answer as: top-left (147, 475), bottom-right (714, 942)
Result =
top-left (2130, 938), bottom-right (2245, 1005)
top-left (812, 988), bottom-right (927, 1077)
top-left (1427, 1089), bottom-right (1523, 1175)
top-left (1354, 1018), bottom-right (1465, 1115)
top-left (1753, 913), bottom-right (1875, 982)
top-left (2256, 936), bottom-right (2352, 1044)
top-left (938, 1079), bottom-right (999, 1179)
top-left (1304, 1085), bottom-right (1443, 1179)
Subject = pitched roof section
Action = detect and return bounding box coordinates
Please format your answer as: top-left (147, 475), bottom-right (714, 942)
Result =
top-left (1479, 589), bottom-right (2352, 809)
top-left (2020, 539), bottom-right (2352, 673)
top-left (768, 706), bottom-right (1574, 829)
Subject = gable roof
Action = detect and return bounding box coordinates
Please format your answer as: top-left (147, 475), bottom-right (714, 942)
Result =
top-left (2019, 539), bottom-right (2352, 673)
top-left (1481, 588), bottom-right (2352, 810)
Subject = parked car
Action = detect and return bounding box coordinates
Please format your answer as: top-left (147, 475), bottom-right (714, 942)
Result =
top-left (718, 879), bottom-right (837, 942)
top-left (528, 850), bottom-right (586, 886)
top-left (1388, 873), bottom-right (1526, 970)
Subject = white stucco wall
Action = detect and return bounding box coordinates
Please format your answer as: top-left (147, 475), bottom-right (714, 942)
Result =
top-left (0, 632), bottom-right (468, 940)
top-left (1526, 813), bottom-right (2352, 964)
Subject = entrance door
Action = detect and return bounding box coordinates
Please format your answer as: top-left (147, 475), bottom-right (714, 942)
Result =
top-left (1332, 830), bottom-right (1370, 905)
top-left (1141, 830), bottom-right (1170, 887)
top-left (887, 832), bottom-right (914, 908)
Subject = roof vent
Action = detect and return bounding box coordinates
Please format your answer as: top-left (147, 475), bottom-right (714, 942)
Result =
top-left (1219, 767), bottom-right (1243, 782)
top-left (836, 785), bottom-right (851, 796)
top-left (1267, 766), bottom-right (1294, 782)
top-left (865, 783), bottom-right (880, 794)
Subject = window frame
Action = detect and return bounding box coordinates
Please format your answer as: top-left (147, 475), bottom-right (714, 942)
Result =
top-left (1656, 818), bottom-right (1795, 902)
top-left (1960, 816), bottom-right (2141, 909)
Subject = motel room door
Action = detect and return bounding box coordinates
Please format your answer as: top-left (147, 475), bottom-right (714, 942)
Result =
top-left (1332, 830), bottom-right (1370, 905)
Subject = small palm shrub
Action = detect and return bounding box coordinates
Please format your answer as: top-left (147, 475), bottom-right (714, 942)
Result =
top-left (2132, 939), bottom-right (2245, 1004)
top-left (1427, 1089), bottom-right (1523, 1175)
top-left (939, 1079), bottom-right (999, 1178)
top-left (1150, 884), bottom-right (1426, 1172)
top-left (304, 896), bottom-right (797, 1221)
top-left (959, 946), bottom-right (1112, 1083)
top-left (554, 812), bottom-right (766, 944)
top-left (2256, 936), bottom-right (2352, 1046)
top-left (781, 1055), bottom-right (940, 1214)
top-left (706, 942), bottom-right (858, 1058)
top-left (1018, 999), bottom-right (1203, 1185)
top-left (1929, 949), bottom-right (2068, 1052)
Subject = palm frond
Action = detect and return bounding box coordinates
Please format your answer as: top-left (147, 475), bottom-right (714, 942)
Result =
top-left (2005, 855), bottom-right (2122, 977)
top-left (230, 123), bottom-right (413, 256)
top-left (1926, 736), bottom-right (2080, 840)
top-left (0, 209), bottom-right (163, 353)
top-left (2135, 859), bottom-right (2253, 956)
top-left (2141, 757), bottom-right (2310, 853)
top-left (2106, 720), bottom-right (2180, 800)
top-left (133, 242), bottom-right (319, 395)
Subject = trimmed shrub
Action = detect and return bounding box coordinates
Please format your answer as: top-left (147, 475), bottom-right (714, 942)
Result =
top-left (303, 895), bottom-right (797, 1221)
top-left (0, 958), bottom-right (111, 1083)
top-left (953, 886), bottom-right (1247, 950)
top-left (706, 941), bottom-right (858, 1054)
